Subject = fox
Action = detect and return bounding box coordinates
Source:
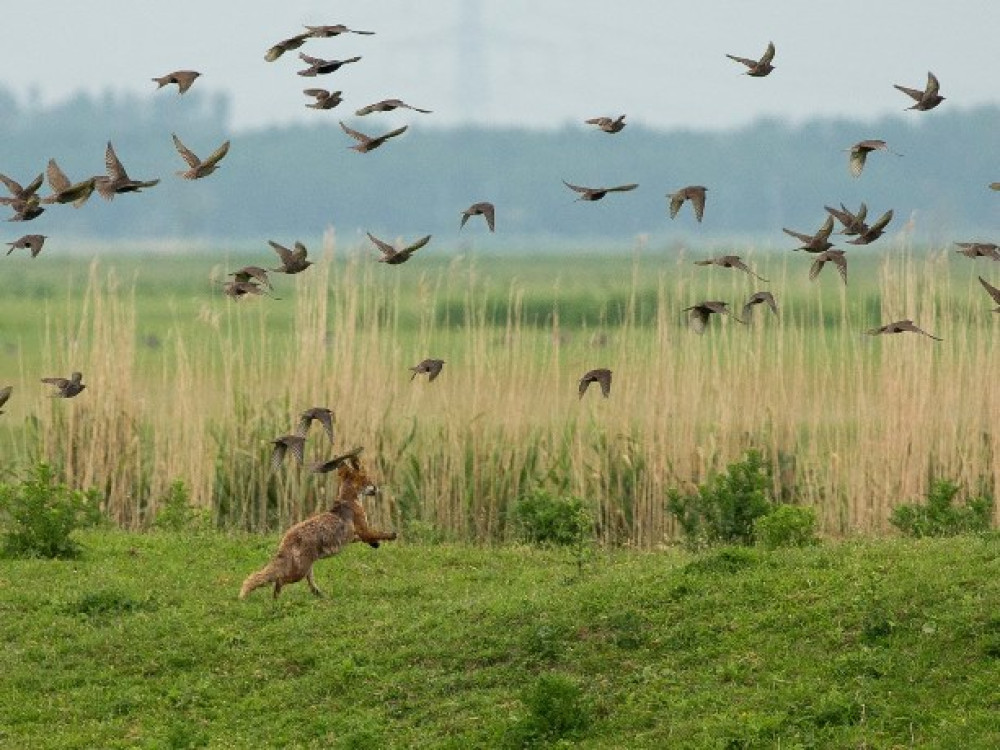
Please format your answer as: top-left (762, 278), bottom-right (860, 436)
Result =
top-left (239, 448), bottom-right (397, 599)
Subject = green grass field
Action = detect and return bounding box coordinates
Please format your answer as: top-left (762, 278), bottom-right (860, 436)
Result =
top-left (1, 531), bottom-right (998, 748)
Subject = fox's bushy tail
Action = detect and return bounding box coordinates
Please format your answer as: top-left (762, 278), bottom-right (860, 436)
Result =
top-left (239, 562), bottom-right (277, 599)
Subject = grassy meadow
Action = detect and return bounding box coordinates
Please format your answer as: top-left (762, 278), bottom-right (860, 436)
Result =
top-left (1, 234), bottom-right (998, 542)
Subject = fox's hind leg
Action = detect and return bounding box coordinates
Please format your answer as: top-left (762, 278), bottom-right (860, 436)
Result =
top-left (272, 581), bottom-right (283, 599)
top-left (306, 566), bottom-right (324, 597)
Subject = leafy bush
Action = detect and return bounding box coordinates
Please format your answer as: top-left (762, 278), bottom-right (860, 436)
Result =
top-left (0, 463), bottom-right (102, 559)
top-left (505, 673), bottom-right (590, 747)
top-left (755, 505), bottom-right (819, 549)
top-left (889, 479), bottom-right (993, 538)
top-left (666, 450), bottom-right (774, 548)
top-left (152, 479), bottom-right (208, 532)
top-left (512, 487), bottom-right (591, 547)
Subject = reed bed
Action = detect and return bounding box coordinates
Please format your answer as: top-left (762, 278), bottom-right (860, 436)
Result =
top-left (2, 236), bottom-right (997, 545)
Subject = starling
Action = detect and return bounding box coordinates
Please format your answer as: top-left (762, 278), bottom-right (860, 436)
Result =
top-left (725, 41), bottom-right (776, 77)
top-left (265, 32), bottom-right (311, 62)
top-left (152, 70), bottom-right (201, 94)
top-left (783, 215), bottom-right (835, 252)
top-left (563, 180), bottom-right (638, 202)
top-left (809, 250), bottom-right (848, 285)
top-left (311, 447), bottom-right (366, 474)
top-left (667, 186), bottom-right (708, 222)
top-left (866, 319), bottom-right (941, 341)
top-left (298, 407), bottom-right (334, 442)
top-left (578, 368), bottom-right (612, 399)
top-left (270, 435), bottom-right (306, 471)
top-left (172, 135), bottom-right (230, 180)
top-left (0, 171), bottom-right (44, 204)
top-left (304, 25), bottom-right (375, 38)
top-left (269, 240), bottom-right (313, 274)
top-left (846, 139), bottom-right (900, 177)
top-left (367, 232), bottom-right (432, 264)
top-left (894, 71), bottom-right (945, 111)
top-left (693, 255), bottom-right (768, 282)
top-left (977, 276), bottom-right (1000, 312)
top-left (6, 233), bottom-right (46, 257)
top-left (41, 159), bottom-right (96, 207)
top-left (303, 88), bottom-right (343, 109)
top-left (460, 202), bottom-right (495, 232)
top-left (228, 266), bottom-right (273, 289)
top-left (584, 115), bottom-right (626, 133)
top-left (990, 183), bottom-right (1000, 191)
top-left (683, 301), bottom-right (744, 334)
top-left (5, 195), bottom-right (45, 222)
top-left (339, 121), bottom-right (408, 153)
top-left (846, 209), bottom-right (893, 245)
top-left (220, 280), bottom-right (279, 300)
top-left (954, 242), bottom-right (1000, 260)
top-left (41, 371), bottom-right (85, 398)
top-left (742, 291), bottom-right (778, 322)
top-left (824, 203), bottom-right (868, 236)
top-left (95, 142), bottom-right (160, 200)
top-left (355, 98), bottom-right (432, 116)
top-left (297, 53), bottom-right (361, 77)
top-left (410, 358), bottom-right (445, 381)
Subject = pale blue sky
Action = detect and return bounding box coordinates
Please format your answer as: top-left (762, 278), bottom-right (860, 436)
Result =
top-left (6, 1), bottom-right (999, 132)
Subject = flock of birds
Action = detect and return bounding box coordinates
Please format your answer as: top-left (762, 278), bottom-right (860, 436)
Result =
top-left (0, 28), bottom-right (998, 469)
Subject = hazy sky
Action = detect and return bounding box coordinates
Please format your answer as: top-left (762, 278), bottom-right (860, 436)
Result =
top-left (6, 1), bottom-right (1000, 133)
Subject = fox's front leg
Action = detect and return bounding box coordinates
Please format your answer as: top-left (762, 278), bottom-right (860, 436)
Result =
top-left (353, 517), bottom-right (398, 546)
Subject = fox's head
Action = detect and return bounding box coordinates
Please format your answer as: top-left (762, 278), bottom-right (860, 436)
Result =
top-left (337, 458), bottom-right (378, 498)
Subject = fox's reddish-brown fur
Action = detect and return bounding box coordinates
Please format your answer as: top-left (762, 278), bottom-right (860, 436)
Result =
top-left (239, 459), bottom-right (396, 599)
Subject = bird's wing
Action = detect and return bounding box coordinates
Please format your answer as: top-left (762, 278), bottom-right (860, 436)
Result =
top-left (298, 52), bottom-right (325, 65)
top-left (808, 257), bottom-right (826, 281)
top-left (0, 385), bottom-right (11, 408)
top-left (782, 227), bottom-right (812, 244)
top-left (268, 240), bottom-right (294, 264)
top-left (925, 71), bottom-right (940, 97)
top-left (816, 215), bottom-right (835, 240)
top-left (403, 235), bottom-right (432, 254)
top-left (105, 142), bottom-right (128, 181)
top-left (687, 307), bottom-right (708, 334)
top-left (171, 135), bottom-right (201, 167)
top-left (46, 159), bottom-right (71, 193)
top-left (978, 276), bottom-right (1000, 304)
top-left (726, 54), bottom-right (757, 68)
top-left (563, 180), bottom-right (590, 194)
top-left (608, 183), bottom-right (639, 193)
top-left (482, 203), bottom-right (495, 231)
top-left (292, 241), bottom-right (309, 262)
top-left (690, 191), bottom-right (706, 221)
top-left (849, 149), bottom-right (867, 177)
top-left (832, 254), bottom-right (848, 284)
top-left (869, 209), bottom-right (894, 233)
top-left (668, 193), bottom-right (684, 218)
top-left (201, 141), bottom-right (231, 169)
top-left (0, 173), bottom-right (23, 196)
top-left (760, 41), bottom-right (776, 65)
top-left (377, 125), bottom-right (408, 142)
top-left (339, 121), bottom-right (369, 143)
top-left (893, 84), bottom-right (924, 101)
top-left (366, 232), bottom-right (396, 258)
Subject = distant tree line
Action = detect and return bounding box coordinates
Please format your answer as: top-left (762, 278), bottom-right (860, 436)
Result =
top-left (0, 85), bottom-right (996, 245)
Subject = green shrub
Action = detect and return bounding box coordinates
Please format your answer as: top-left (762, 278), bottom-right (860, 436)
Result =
top-left (152, 479), bottom-right (207, 532)
top-left (512, 488), bottom-right (591, 547)
top-left (666, 450), bottom-right (774, 548)
top-left (0, 463), bottom-right (102, 559)
top-left (755, 504), bottom-right (819, 549)
top-left (505, 673), bottom-right (590, 747)
top-left (889, 479), bottom-right (993, 538)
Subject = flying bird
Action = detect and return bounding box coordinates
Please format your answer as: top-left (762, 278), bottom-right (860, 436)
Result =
top-left (460, 202), bottom-right (495, 232)
top-left (305, 25), bottom-right (375, 37)
top-left (725, 41), bottom-right (776, 77)
top-left (824, 203), bottom-right (868, 236)
top-left (41, 159), bottom-right (96, 207)
top-left (693, 255), bottom-right (768, 282)
top-left (683, 301), bottom-right (744, 334)
top-left (6, 233), bottom-right (46, 257)
top-left (152, 70), bottom-right (201, 94)
top-left (303, 89), bottom-right (343, 109)
top-left (0, 172), bottom-right (44, 205)
top-left (298, 407), bottom-right (334, 442)
top-left (95, 142), bottom-right (160, 200)
top-left (172, 135), bottom-right (230, 180)
top-left (563, 180), bottom-right (638, 202)
top-left (578, 368), bottom-right (612, 399)
top-left (5, 195), bottom-right (45, 222)
top-left (0, 385), bottom-right (11, 415)
top-left (894, 71), bottom-right (945, 111)
top-left (977, 276), bottom-right (1000, 312)
top-left (846, 139), bottom-right (900, 177)
top-left (367, 232), bottom-right (432, 264)
top-left (264, 32), bottom-right (311, 62)
top-left (311, 447), bottom-right (366, 475)
top-left (667, 185), bottom-right (707, 222)
top-left (354, 99), bottom-right (432, 116)
top-left (41, 371), bottom-right (85, 398)
top-left (742, 291), bottom-right (778, 322)
top-left (409, 358), bottom-right (445, 381)
top-left (220, 280), bottom-right (279, 301)
top-left (808, 250), bottom-right (848, 285)
top-left (990, 183), bottom-right (1000, 191)
top-left (866, 319), bottom-right (941, 340)
top-left (584, 115), bottom-right (626, 133)
top-left (339, 121), bottom-right (408, 153)
top-left (783, 215), bottom-right (835, 252)
top-left (846, 209), bottom-right (893, 245)
top-left (269, 240), bottom-right (313, 274)
top-left (954, 242), bottom-right (1000, 260)
top-left (297, 53), bottom-right (361, 77)
top-left (228, 266), bottom-right (273, 289)
top-left (270, 435), bottom-right (306, 471)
